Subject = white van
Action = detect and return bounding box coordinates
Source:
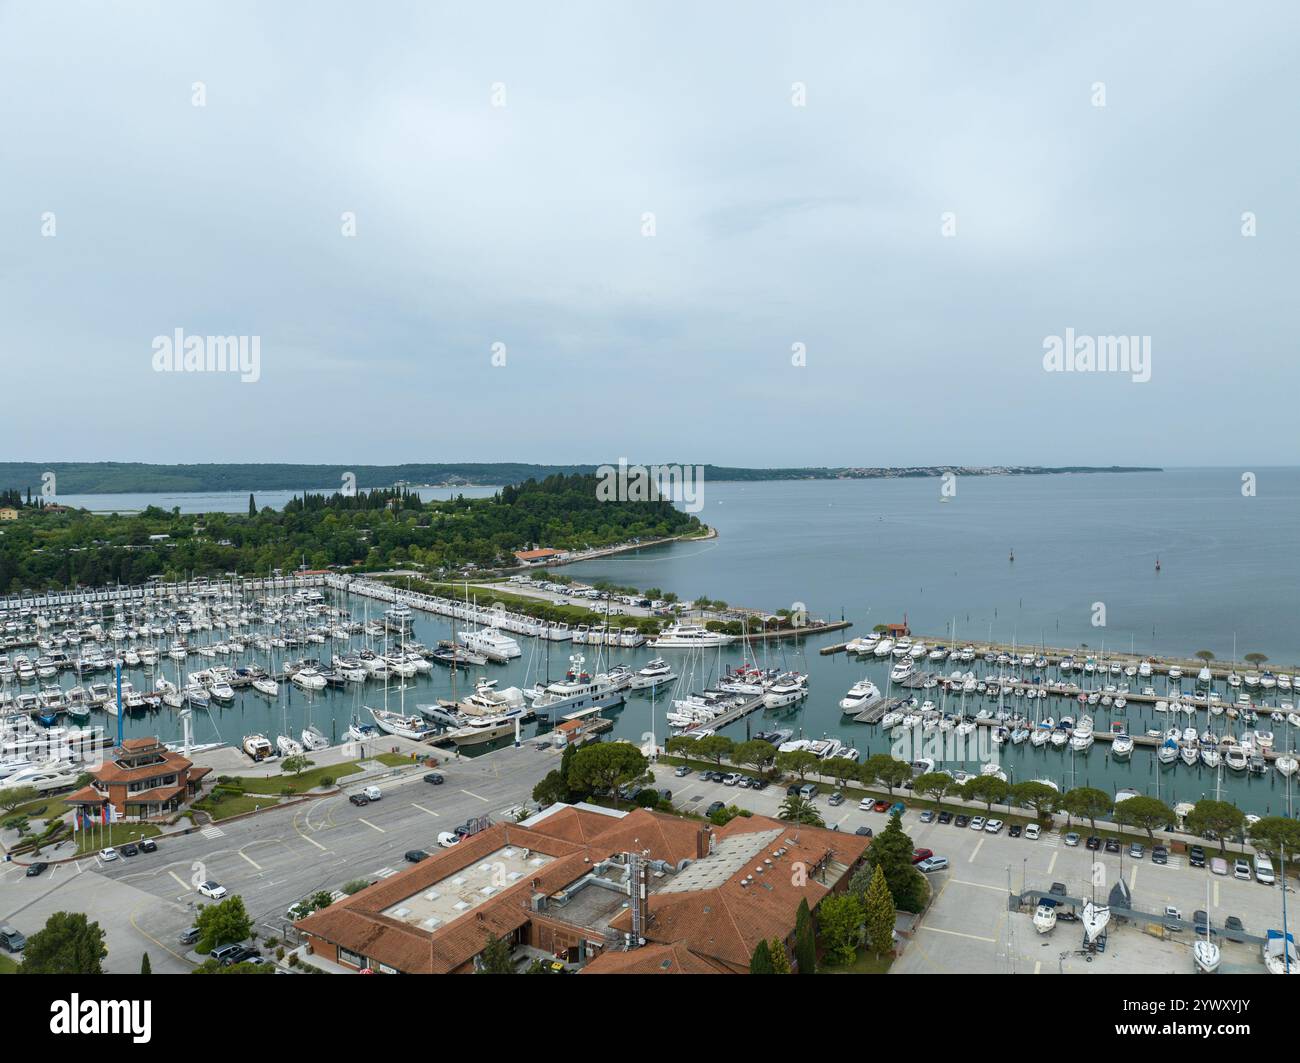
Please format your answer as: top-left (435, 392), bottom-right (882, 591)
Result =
top-left (363, 785), bottom-right (383, 801)
top-left (1254, 854), bottom-right (1276, 885)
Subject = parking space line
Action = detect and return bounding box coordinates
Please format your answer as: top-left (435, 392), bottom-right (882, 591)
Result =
top-left (918, 925), bottom-right (996, 943)
top-left (461, 789), bottom-right (488, 803)
top-left (1129, 865), bottom-right (1139, 891)
top-left (168, 870), bottom-right (191, 892)
top-left (357, 818), bottom-right (386, 833)
top-left (239, 851), bottom-right (263, 871)
top-left (411, 802), bottom-right (441, 817)
top-left (1047, 852), bottom-right (1057, 876)
top-left (968, 837), bottom-right (984, 863)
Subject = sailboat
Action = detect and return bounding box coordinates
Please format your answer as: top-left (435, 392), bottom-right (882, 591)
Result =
top-left (1081, 899), bottom-right (1110, 946)
top-left (1193, 880), bottom-right (1221, 973)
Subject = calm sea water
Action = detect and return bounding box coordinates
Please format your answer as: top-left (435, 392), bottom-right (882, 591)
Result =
top-left (72, 469), bottom-right (1300, 814)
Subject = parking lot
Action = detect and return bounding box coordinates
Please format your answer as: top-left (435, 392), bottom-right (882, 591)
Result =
top-left (653, 764), bottom-right (1291, 974)
top-left (0, 742), bottom-right (557, 972)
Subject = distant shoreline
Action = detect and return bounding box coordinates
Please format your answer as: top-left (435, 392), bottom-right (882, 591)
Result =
top-left (0, 462), bottom-right (1163, 496)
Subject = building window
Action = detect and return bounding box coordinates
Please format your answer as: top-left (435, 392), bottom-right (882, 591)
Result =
top-left (339, 948), bottom-right (366, 969)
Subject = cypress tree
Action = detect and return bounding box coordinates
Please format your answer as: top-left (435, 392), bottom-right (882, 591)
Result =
top-left (794, 898), bottom-right (816, 973)
top-left (749, 939), bottom-right (774, 974)
top-left (141, 952), bottom-right (152, 974)
top-left (864, 864), bottom-right (896, 958)
top-left (769, 939), bottom-right (792, 974)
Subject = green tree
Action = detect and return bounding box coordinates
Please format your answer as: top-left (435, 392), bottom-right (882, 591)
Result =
top-left (749, 939), bottom-right (775, 974)
top-left (823, 757), bottom-right (861, 788)
top-left (141, 952), bottom-right (151, 975)
top-left (865, 810), bottom-right (927, 912)
top-left (1011, 780), bottom-right (1061, 819)
top-left (477, 933), bottom-right (514, 973)
top-left (196, 895), bottom-right (253, 953)
top-left (817, 893), bottom-right (863, 966)
top-left (769, 939), bottom-right (792, 974)
top-left (960, 775), bottom-right (1009, 811)
top-left (778, 794), bottom-right (825, 826)
top-left (912, 772), bottom-right (952, 809)
top-left (567, 742), bottom-right (648, 796)
top-left (776, 748), bottom-right (820, 781)
top-left (732, 739), bottom-right (777, 777)
top-left (1113, 795), bottom-right (1175, 841)
top-left (1061, 786), bottom-right (1113, 830)
top-left (531, 769), bottom-right (569, 807)
top-left (794, 899), bottom-right (816, 974)
top-left (1184, 799), bottom-right (1246, 853)
top-left (863, 863), bottom-right (896, 958)
top-left (1248, 817), bottom-right (1300, 864)
top-left (691, 735), bottom-right (735, 769)
top-left (248, 493), bottom-right (256, 517)
top-left (0, 786), bottom-right (37, 814)
top-left (19, 912), bottom-right (107, 974)
top-left (862, 754), bottom-right (911, 794)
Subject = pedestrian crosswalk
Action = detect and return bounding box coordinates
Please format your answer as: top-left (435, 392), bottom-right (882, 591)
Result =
top-left (373, 866), bottom-right (398, 879)
top-left (201, 825), bottom-right (225, 839)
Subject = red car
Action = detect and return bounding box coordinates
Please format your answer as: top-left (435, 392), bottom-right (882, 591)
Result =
top-left (911, 848), bottom-right (933, 864)
top-left (872, 800), bottom-right (890, 813)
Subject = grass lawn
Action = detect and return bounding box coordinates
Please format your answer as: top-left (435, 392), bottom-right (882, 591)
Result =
top-left (218, 761), bottom-right (361, 796)
top-left (819, 948), bottom-right (894, 974)
top-left (73, 822), bottom-right (162, 855)
top-left (192, 793), bottom-right (281, 822)
top-left (0, 953), bottom-right (18, 974)
top-left (375, 752), bottom-right (415, 768)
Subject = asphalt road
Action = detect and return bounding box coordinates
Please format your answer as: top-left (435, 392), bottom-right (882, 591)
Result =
top-left (0, 742), bottom-right (559, 972)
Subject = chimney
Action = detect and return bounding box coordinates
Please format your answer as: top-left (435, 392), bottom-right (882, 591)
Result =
top-left (697, 826), bottom-right (712, 859)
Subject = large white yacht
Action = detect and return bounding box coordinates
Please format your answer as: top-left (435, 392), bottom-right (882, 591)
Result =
top-left (839, 678), bottom-right (882, 713)
top-left (651, 624), bottom-right (735, 648)
top-left (458, 627), bottom-right (522, 660)
top-left (528, 656), bottom-right (625, 718)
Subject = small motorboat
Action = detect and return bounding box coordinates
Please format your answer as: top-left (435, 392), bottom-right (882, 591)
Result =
top-left (1033, 901), bottom-right (1058, 935)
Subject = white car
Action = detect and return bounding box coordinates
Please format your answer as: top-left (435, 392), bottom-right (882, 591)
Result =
top-left (916, 856), bottom-right (949, 873)
top-left (98, 847), bottom-right (118, 862)
top-left (983, 819), bottom-right (1004, 834)
top-left (1024, 824), bottom-right (1041, 840)
top-left (363, 786), bottom-right (382, 801)
top-left (437, 832), bottom-right (461, 848)
top-left (197, 881), bottom-right (228, 900)
top-left (723, 773), bottom-right (741, 787)
top-left (858, 797), bottom-right (873, 810)
top-left (969, 816), bottom-right (985, 830)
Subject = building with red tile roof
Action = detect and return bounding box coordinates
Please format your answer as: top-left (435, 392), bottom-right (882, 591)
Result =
top-left (294, 804), bottom-right (868, 974)
top-left (63, 736), bottom-right (209, 820)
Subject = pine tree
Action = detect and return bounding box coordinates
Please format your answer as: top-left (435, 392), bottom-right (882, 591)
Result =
top-left (749, 939), bottom-right (774, 974)
top-left (141, 952), bottom-right (152, 974)
top-left (248, 493), bottom-right (257, 517)
top-left (477, 933), bottom-right (514, 973)
top-left (769, 939), bottom-right (792, 974)
top-left (864, 864), bottom-right (896, 958)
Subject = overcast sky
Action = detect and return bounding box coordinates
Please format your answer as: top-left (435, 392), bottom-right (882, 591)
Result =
top-left (2, 2), bottom-right (1296, 468)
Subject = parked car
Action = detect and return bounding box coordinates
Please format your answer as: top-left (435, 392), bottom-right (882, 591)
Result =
top-left (423, 772), bottom-right (445, 785)
top-left (969, 816), bottom-right (985, 831)
top-left (705, 801), bottom-right (726, 817)
top-left (220, 946), bottom-right (260, 966)
top-left (787, 784), bottom-right (803, 797)
top-left (197, 881), bottom-right (228, 900)
top-left (1233, 859), bottom-right (1252, 880)
top-left (1254, 855), bottom-right (1276, 885)
top-left (854, 826), bottom-right (874, 837)
top-left (209, 943), bottom-right (245, 964)
top-left (139, 838), bottom-right (158, 853)
top-left (1064, 832), bottom-right (1080, 847)
top-left (984, 819), bottom-right (1004, 834)
top-left (657, 789), bottom-right (673, 803)
top-left (750, 778), bottom-right (769, 791)
top-left (1049, 881), bottom-right (1067, 897)
top-left (120, 843), bottom-right (139, 858)
top-left (363, 786), bottom-right (383, 801)
top-left (404, 850), bottom-right (429, 863)
top-left (1152, 845), bottom-right (1168, 865)
top-left (1104, 837), bottom-right (1121, 854)
top-left (1129, 842), bottom-right (1145, 860)
top-left (178, 926), bottom-right (201, 946)
top-left (873, 800), bottom-right (890, 813)
top-left (723, 773), bottom-right (742, 787)
top-left (1189, 845), bottom-right (1206, 868)
top-left (938, 811), bottom-right (954, 825)
top-left (890, 802), bottom-right (906, 816)
top-left (911, 848), bottom-right (934, 864)
top-left (0, 926), bottom-right (25, 953)
top-left (1222, 916), bottom-right (1247, 943)
top-left (919, 810), bottom-right (935, 823)
top-left (1193, 910), bottom-right (1215, 936)
top-left (673, 765), bottom-right (691, 778)
top-left (1085, 835), bottom-right (1102, 851)
top-left (1024, 823), bottom-right (1040, 840)
top-left (24, 862), bottom-right (47, 877)
top-left (1008, 824), bottom-right (1022, 838)
top-left (916, 856), bottom-right (949, 873)
top-left (348, 793), bottom-right (369, 806)
top-left (954, 814), bottom-right (970, 828)
top-left (858, 797), bottom-right (874, 810)
top-left (828, 792), bottom-right (844, 807)
top-left (799, 783), bottom-right (819, 800)
top-left (1211, 857), bottom-right (1230, 876)
top-left (98, 847), bottom-right (118, 862)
